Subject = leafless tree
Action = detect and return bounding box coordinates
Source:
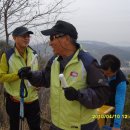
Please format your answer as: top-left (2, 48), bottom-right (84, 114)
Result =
top-left (0, 0), bottom-right (71, 44)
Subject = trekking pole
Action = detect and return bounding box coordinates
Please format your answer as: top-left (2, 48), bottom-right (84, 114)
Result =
top-left (19, 79), bottom-right (28, 130)
top-left (19, 54), bottom-right (38, 130)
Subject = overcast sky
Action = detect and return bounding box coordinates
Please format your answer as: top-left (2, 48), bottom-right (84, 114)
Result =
top-left (62, 0), bottom-right (130, 46)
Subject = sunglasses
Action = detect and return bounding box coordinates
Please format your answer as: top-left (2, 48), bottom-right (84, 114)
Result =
top-left (50, 34), bottom-right (65, 41)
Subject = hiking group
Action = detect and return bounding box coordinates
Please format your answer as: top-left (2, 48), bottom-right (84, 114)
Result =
top-left (0, 20), bottom-right (127, 130)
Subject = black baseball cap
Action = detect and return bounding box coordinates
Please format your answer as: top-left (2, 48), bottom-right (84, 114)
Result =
top-left (12, 26), bottom-right (33, 36)
top-left (41, 20), bottom-right (78, 39)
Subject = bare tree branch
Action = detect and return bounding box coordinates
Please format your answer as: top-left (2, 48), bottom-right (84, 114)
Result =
top-left (0, 0), bottom-right (72, 44)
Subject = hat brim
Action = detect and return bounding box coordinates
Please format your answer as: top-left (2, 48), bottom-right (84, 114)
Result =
top-left (27, 31), bottom-right (33, 34)
top-left (41, 29), bottom-right (57, 36)
top-left (19, 31), bottom-right (33, 35)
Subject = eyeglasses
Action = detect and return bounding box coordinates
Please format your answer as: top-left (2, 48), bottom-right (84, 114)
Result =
top-left (50, 34), bottom-right (65, 41)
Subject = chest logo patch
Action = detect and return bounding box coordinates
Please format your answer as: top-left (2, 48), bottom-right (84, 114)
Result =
top-left (70, 71), bottom-right (78, 77)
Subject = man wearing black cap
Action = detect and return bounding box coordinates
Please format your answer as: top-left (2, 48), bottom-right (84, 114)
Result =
top-left (18, 20), bottom-right (110, 130)
top-left (0, 26), bottom-right (41, 130)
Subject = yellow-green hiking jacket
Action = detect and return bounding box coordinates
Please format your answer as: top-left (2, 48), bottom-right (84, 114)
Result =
top-left (25, 48), bottom-right (110, 130)
top-left (0, 47), bottom-right (39, 102)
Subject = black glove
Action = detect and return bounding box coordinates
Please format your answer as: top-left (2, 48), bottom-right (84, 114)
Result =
top-left (18, 67), bottom-right (32, 79)
top-left (64, 87), bottom-right (80, 101)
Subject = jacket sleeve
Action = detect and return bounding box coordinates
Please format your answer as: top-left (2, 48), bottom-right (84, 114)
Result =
top-left (0, 53), bottom-right (19, 83)
top-left (113, 81), bottom-right (127, 128)
top-left (28, 56), bottom-right (54, 88)
top-left (78, 61), bottom-right (111, 109)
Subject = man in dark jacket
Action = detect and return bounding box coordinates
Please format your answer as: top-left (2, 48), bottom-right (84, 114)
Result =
top-left (100, 54), bottom-right (127, 130)
top-left (18, 20), bottom-right (110, 130)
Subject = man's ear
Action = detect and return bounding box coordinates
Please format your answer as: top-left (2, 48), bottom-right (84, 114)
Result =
top-left (65, 35), bottom-right (73, 45)
top-left (62, 35), bottom-right (70, 45)
top-left (65, 35), bottom-right (71, 41)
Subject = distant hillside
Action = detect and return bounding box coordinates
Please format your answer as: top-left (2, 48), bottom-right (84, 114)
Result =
top-left (79, 40), bottom-right (130, 67)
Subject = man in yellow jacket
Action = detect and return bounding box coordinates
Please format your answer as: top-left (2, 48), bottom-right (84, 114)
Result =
top-left (18, 20), bottom-right (110, 130)
top-left (0, 26), bottom-right (41, 130)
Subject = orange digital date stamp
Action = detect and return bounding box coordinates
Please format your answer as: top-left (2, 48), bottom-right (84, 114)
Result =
top-left (92, 114), bottom-right (130, 119)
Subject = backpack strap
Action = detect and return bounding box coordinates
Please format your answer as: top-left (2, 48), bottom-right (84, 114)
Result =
top-left (5, 48), bottom-right (15, 72)
top-left (28, 46), bottom-right (37, 55)
top-left (78, 49), bottom-right (96, 72)
top-left (5, 48), bottom-right (15, 62)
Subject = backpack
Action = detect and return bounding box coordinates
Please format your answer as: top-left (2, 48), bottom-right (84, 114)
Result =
top-left (78, 49), bottom-right (96, 72)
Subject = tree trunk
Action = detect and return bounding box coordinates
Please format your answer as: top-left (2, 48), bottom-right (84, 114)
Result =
top-left (4, 12), bottom-right (9, 45)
